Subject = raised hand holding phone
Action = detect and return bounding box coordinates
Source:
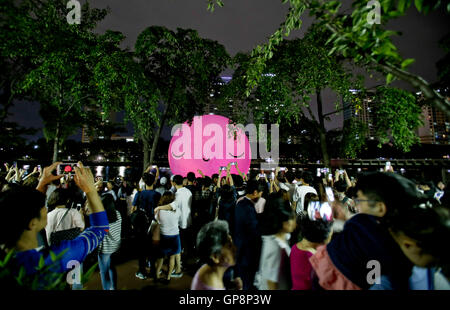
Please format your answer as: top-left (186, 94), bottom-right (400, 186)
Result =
top-left (36, 162), bottom-right (63, 193)
top-left (74, 162), bottom-right (104, 214)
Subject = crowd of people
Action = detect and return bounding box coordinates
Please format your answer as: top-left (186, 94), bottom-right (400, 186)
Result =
top-left (0, 161), bottom-right (449, 290)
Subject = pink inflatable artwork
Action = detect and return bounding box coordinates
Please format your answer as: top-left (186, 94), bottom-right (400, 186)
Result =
top-left (168, 115), bottom-right (251, 177)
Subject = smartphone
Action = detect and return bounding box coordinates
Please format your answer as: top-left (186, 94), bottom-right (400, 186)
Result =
top-left (308, 201), bottom-right (333, 221)
top-left (13, 161), bottom-right (17, 168)
top-left (328, 174), bottom-right (333, 181)
top-left (230, 162), bottom-right (237, 166)
top-left (37, 165), bottom-right (41, 172)
top-left (58, 163), bottom-right (77, 175)
top-left (339, 169), bottom-right (344, 174)
top-left (259, 174), bottom-right (266, 178)
top-left (316, 168), bottom-right (321, 177)
top-left (325, 187), bottom-right (335, 202)
top-left (23, 165), bottom-right (30, 171)
top-left (307, 201), bottom-right (321, 221)
top-left (320, 202), bottom-right (333, 221)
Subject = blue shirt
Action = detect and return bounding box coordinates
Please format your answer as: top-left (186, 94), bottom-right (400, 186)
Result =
top-left (132, 190), bottom-right (161, 218)
top-left (370, 266), bottom-right (450, 290)
top-left (14, 211), bottom-right (109, 277)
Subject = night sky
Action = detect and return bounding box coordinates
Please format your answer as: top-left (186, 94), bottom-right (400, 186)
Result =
top-left (7, 0), bottom-right (450, 141)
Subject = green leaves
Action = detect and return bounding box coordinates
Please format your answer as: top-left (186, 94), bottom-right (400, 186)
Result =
top-left (401, 58), bottom-right (415, 69)
top-left (415, 0), bottom-right (424, 12)
top-left (373, 86), bottom-right (422, 152)
top-left (386, 73), bottom-right (395, 84)
top-left (207, 0), bottom-right (224, 12)
top-left (397, 0), bottom-right (409, 13)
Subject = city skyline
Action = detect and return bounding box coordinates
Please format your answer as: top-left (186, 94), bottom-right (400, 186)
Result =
top-left (5, 0), bottom-right (450, 142)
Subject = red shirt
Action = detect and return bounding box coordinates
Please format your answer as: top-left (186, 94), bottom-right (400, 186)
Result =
top-left (290, 244), bottom-right (314, 290)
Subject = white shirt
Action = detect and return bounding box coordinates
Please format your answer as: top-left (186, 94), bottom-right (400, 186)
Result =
top-left (45, 207), bottom-right (85, 245)
top-left (255, 235), bottom-right (291, 290)
top-left (157, 208), bottom-right (181, 236)
top-left (293, 185), bottom-right (317, 215)
top-left (170, 187), bottom-right (192, 229)
top-left (279, 182), bottom-right (295, 202)
top-left (254, 197), bottom-right (266, 214)
top-left (126, 189), bottom-right (138, 216)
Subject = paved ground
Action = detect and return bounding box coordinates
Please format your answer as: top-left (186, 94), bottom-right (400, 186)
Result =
top-left (84, 258), bottom-right (194, 290)
top-left (83, 238), bottom-right (197, 290)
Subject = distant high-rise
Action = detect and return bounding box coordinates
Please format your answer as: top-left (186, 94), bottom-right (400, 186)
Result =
top-left (202, 76), bottom-right (235, 117)
top-left (418, 103), bottom-right (450, 145)
top-left (343, 90), bottom-right (375, 139)
top-left (81, 124), bottom-right (91, 143)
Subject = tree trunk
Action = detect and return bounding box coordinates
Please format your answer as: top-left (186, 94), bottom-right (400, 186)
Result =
top-left (143, 132), bottom-right (150, 171)
top-left (149, 99), bottom-right (172, 167)
top-left (0, 79), bottom-right (14, 125)
top-left (52, 121), bottom-right (60, 163)
top-left (316, 89), bottom-right (330, 167)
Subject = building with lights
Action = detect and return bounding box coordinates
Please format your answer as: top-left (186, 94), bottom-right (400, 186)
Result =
top-left (343, 90), bottom-right (376, 139)
top-left (202, 76), bottom-right (235, 117)
top-left (418, 103), bottom-right (450, 145)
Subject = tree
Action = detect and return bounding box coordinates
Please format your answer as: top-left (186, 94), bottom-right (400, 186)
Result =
top-left (208, 0), bottom-right (450, 117)
top-left (371, 86), bottom-right (423, 152)
top-left (134, 26), bottom-right (230, 168)
top-left (224, 25), bottom-right (360, 166)
top-left (1, 0), bottom-right (111, 162)
top-left (0, 121), bottom-right (37, 161)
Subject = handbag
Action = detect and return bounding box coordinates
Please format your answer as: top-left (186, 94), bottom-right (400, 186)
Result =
top-left (148, 219), bottom-right (161, 243)
top-left (49, 207), bottom-right (81, 245)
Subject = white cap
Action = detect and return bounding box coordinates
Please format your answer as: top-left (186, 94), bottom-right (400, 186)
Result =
top-left (160, 177), bottom-right (168, 185)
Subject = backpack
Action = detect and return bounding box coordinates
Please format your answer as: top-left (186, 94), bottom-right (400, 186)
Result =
top-left (130, 192), bottom-right (150, 234)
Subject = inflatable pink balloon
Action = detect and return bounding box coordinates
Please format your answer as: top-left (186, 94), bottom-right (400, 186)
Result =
top-left (168, 115), bottom-right (251, 177)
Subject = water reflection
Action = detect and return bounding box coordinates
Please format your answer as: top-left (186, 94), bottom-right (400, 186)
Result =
top-left (88, 166), bottom-right (172, 181)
